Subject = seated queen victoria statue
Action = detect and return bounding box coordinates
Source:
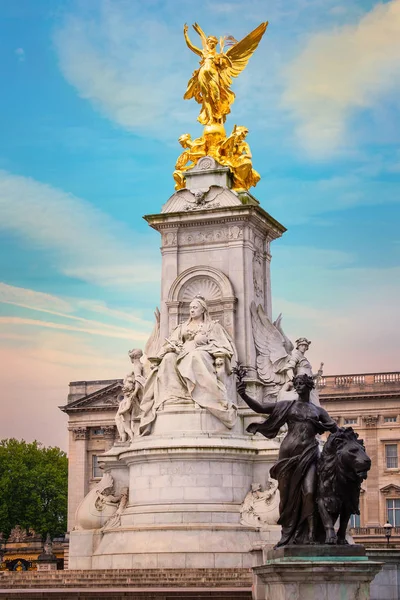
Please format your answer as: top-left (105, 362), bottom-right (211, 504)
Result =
top-left (139, 296), bottom-right (237, 435)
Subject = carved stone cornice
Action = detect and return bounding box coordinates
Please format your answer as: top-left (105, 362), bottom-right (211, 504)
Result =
top-left (60, 381), bottom-right (122, 414)
top-left (380, 484), bottom-right (400, 497)
top-left (363, 415), bottom-right (379, 428)
top-left (103, 425), bottom-right (116, 439)
top-left (72, 427), bottom-right (88, 441)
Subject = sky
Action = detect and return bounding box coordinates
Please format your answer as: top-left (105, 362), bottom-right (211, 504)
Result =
top-left (0, 0), bottom-right (399, 451)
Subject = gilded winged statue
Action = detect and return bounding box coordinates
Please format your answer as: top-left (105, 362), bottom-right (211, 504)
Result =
top-left (250, 302), bottom-right (323, 405)
top-left (183, 22), bottom-right (268, 126)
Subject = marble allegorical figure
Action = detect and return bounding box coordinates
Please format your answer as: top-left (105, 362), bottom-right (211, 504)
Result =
top-left (238, 373), bottom-right (338, 547)
top-left (115, 349), bottom-right (145, 443)
top-left (250, 301), bottom-right (323, 405)
top-left (139, 295), bottom-right (237, 435)
top-left (74, 473), bottom-right (128, 531)
top-left (240, 479), bottom-right (279, 528)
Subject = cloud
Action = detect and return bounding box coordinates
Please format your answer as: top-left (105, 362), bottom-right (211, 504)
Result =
top-left (0, 282), bottom-right (153, 341)
top-left (0, 316), bottom-right (148, 341)
top-left (271, 246), bottom-right (400, 373)
top-left (53, 3), bottom-right (192, 136)
top-left (0, 282), bottom-right (72, 314)
top-left (15, 48), bottom-right (25, 62)
top-left (262, 172), bottom-right (400, 226)
top-left (77, 299), bottom-right (153, 326)
top-left (282, 0), bottom-right (400, 156)
top-left (0, 170), bottom-right (160, 288)
top-left (52, 1), bottom-right (281, 139)
top-left (0, 330), bottom-right (129, 449)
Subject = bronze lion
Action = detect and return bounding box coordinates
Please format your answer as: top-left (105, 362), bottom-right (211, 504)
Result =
top-left (317, 427), bottom-right (371, 544)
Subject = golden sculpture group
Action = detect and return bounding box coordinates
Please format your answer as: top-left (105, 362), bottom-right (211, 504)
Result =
top-left (174, 22), bottom-right (268, 192)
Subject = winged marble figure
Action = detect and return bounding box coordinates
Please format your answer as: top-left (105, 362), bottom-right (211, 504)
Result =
top-left (250, 302), bottom-right (322, 405)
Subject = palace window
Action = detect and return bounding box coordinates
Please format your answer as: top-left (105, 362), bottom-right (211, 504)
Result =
top-left (384, 417), bottom-right (397, 423)
top-left (92, 455), bottom-right (103, 479)
top-left (349, 514), bottom-right (360, 528)
top-left (387, 499), bottom-right (400, 526)
top-left (92, 428), bottom-right (104, 436)
top-left (344, 418), bottom-right (357, 425)
top-left (385, 444), bottom-right (398, 469)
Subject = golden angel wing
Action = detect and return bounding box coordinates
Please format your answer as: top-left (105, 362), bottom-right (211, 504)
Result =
top-left (226, 21), bottom-right (268, 78)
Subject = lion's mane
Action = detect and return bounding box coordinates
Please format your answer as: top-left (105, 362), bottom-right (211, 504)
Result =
top-left (317, 428), bottom-right (365, 519)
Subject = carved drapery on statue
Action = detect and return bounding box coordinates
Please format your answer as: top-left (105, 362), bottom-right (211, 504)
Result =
top-left (139, 295), bottom-right (238, 435)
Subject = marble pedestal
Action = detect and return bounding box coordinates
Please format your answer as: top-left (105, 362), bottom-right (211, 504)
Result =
top-left (252, 546), bottom-right (382, 600)
top-left (69, 405), bottom-right (280, 569)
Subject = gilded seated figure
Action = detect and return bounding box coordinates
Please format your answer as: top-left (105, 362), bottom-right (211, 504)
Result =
top-left (139, 295), bottom-right (237, 435)
top-left (173, 133), bottom-right (207, 190)
top-left (217, 125), bottom-right (260, 191)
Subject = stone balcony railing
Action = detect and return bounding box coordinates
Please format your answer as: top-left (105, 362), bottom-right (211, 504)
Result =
top-left (351, 527), bottom-right (400, 536)
top-left (350, 526), bottom-right (400, 548)
top-left (318, 372), bottom-right (400, 395)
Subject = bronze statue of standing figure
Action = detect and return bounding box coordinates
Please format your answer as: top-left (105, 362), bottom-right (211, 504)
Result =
top-left (237, 373), bottom-right (370, 546)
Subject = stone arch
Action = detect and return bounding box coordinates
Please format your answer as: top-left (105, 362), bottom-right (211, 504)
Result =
top-left (166, 266), bottom-right (237, 336)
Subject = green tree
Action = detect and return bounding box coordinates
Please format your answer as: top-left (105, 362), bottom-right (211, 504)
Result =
top-left (0, 439), bottom-right (68, 539)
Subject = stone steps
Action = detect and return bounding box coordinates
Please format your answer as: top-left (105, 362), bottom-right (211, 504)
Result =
top-left (0, 568), bottom-right (252, 590)
top-left (0, 589), bottom-right (252, 600)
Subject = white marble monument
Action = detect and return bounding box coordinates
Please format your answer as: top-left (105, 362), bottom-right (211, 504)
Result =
top-left (68, 158), bottom-right (286, 570)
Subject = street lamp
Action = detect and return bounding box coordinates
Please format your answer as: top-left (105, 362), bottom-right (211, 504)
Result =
top-left (383, 521), bottom-right (393, 547)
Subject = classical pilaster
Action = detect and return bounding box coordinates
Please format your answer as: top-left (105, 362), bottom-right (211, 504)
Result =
top-left (67, 426), bottom-right (89, 532)
top-left (362, 415), bottom-right (380, 526)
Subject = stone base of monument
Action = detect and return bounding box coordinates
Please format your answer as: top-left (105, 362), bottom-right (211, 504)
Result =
top-left (69, 406), bottom-right (280, 570)
top-left (252, 545), bottom-right (382, 600)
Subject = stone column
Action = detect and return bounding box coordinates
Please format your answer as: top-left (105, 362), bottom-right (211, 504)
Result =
top-left (67, 427), bottom-right (88, 532)
top-left (363, 415), bottom-right (380, 526)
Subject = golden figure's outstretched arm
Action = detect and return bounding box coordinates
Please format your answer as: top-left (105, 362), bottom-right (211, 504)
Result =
top-left (192, 22), bottom-right (207, 48)
top-left (226, 21), bottom-right (268, 78)
top-left (183, 23), bottom-right (202, 57)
